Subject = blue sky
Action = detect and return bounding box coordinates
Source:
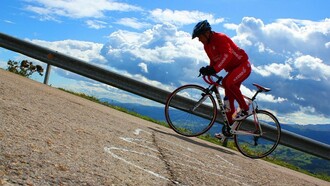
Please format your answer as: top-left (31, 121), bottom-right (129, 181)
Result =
top-left (1, 0), bottom-right (330, 125)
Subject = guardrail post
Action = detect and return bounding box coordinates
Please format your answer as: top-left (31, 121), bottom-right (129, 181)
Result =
top-left (43, 63), bottom-right (51, 85)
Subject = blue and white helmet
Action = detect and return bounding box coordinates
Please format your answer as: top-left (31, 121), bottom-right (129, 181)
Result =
top-left (192, 20), bottom-right (211, 39)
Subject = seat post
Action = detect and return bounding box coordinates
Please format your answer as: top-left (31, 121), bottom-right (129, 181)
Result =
top-left (251, 90), bottom-right (261, 101)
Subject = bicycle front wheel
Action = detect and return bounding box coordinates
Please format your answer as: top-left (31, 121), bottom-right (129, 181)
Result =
top-left (234, 109), bottom-right (281, 159)
top-left (164, 84), bottom-right (217, 137)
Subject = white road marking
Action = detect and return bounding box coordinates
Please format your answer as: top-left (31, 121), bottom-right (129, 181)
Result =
top-left (104, 147), bottom-right (169, 181)
top-left (133, 128), bottom-right (151, 135)
top-left (104, 128), bottom-right (249, 185)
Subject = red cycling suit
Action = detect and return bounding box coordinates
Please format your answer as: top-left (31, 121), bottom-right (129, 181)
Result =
top-left (204, 32), bottom-right (251, 124)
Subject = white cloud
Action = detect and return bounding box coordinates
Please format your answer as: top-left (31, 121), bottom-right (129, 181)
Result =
top-left (223, 23), bottom-right (238, 30)
top-left (149, 8), bottom-right (224, 26)
top-left (27, 39), bottom-right (106, 80)
top-left (30, 39), bottom-right (106, 63)
top-left (253, 63), bottom-right (292, 78)
top-left (257, 92), bottom-right (287, 103)
top-left (280, 106), bottom-right (330, 125)
top-left (234, 17), bottom-right (330, 59)
top-left (325, 42), bottom-right (330, 49)
top-left (138, 62), bottom-right (148, 73)
top-left (3, 20), bottom-right (15, 24)
top-left (85, 20), bottom-right (107, 29)
top-left (115, 18), bottom-right (151, 30)
top-left (24, 0), bottom-right (143, 19)
top-left (240, 85), bottom-right (286, 104)
top-left (102, 23), bottom-right (208, 86)
top-left (291, 55), bottom-right (330, 81)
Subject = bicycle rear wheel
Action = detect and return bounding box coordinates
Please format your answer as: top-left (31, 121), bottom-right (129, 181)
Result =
top-left (164, 84), bottom-right (217, 137)
top-left (234, 109), bottom-right (281, 159)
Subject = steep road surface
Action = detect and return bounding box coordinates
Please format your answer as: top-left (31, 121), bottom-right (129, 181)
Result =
top-left (0, 69), bottom-right (328, 185)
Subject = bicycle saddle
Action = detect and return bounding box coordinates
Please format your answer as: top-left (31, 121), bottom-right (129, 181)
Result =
top-left (253, 83), bottom-right (271, 92)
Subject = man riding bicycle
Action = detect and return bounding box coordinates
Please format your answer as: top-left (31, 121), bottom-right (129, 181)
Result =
top-left (192, 20), bottom-right (252, 138)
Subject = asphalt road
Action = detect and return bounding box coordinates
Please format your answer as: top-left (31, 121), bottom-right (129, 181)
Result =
top-left (0, 69), bottom-right (328, 186)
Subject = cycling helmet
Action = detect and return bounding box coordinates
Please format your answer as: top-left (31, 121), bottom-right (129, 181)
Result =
top-left (192, 20), bottom-right (211, 39)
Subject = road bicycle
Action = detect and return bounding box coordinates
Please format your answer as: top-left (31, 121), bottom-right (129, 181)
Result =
top-left (164, 74), bottom-right (281, 159)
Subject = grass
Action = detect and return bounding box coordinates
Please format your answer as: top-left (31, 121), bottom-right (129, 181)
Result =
top-left (59, 88), bottom-right (330, 182)
top-left (58, 88), bottom-right (168, 128)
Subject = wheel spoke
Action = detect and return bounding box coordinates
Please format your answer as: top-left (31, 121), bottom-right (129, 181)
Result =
top-left (165, 85), bottom-right (217, 137)
top-left (234, 110), bottom-right (281, 158)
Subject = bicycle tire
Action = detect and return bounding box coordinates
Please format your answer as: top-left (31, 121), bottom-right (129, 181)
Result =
top-left (164, 84), bottom-right (217, 137)
top-left (234, 109), bottom-right (281, 159)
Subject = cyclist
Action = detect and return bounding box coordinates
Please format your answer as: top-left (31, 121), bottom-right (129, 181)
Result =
top-left (192, 20), bottom-right (252, 137)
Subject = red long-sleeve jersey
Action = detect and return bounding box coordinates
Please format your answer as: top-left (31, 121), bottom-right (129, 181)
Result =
top-left (204, 32), bottom-right (248, 72)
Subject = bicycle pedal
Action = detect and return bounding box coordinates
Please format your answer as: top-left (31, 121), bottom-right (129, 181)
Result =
top-left (215, 133), bottom-right (226, 142)
top-left (220, 137), bottom-right (227, 143)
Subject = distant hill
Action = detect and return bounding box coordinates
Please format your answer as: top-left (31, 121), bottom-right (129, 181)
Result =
top-left (100, 98), bottom-right (166, 121)
top-left (281, 124), bottom-right (330, 145)
top-left (285, 124), bottom-right (330, 131)
top-left (100, 98), bottom-right (330, 145)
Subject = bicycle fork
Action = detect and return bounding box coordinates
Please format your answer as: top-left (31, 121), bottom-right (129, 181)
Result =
top-left (191, 93), bottom-right (208, 112)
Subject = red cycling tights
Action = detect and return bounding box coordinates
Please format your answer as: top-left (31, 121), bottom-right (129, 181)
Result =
top-left (222, 61), bottom-right (251, 124)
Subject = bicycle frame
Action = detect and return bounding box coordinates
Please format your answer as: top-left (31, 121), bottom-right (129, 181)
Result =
top-left (202, 75), bottom-right (263, 136)
top-left (165, 74), bottom-right (280, 158)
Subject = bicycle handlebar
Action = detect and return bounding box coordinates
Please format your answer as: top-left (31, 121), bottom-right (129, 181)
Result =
top-left (199, 73), bottom-right (223, 87)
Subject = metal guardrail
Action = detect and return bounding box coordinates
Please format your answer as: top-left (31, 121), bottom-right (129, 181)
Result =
top-left (0, 32), bottom-right (329, 160)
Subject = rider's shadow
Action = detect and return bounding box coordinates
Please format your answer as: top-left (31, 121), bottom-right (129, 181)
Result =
top-left (148, 127), bottom-right (237, 156)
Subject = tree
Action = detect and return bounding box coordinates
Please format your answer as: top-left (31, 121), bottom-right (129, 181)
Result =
top-left (7, 60), bottom-right (44, 77)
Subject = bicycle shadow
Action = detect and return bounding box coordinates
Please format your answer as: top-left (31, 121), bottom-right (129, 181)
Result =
top-left (148, 127), bottom-right (236, 156)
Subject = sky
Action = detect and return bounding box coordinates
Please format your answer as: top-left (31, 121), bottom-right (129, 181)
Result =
top-left (0, 0), bottom-right (330, 125)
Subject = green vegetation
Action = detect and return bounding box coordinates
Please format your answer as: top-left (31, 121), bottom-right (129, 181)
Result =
top-left (6, 60), bottom-right (44, 77)
top-left (266, 145), bottom-right (330, 181)
top-left (58, 88), bottom-right (330, 182)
